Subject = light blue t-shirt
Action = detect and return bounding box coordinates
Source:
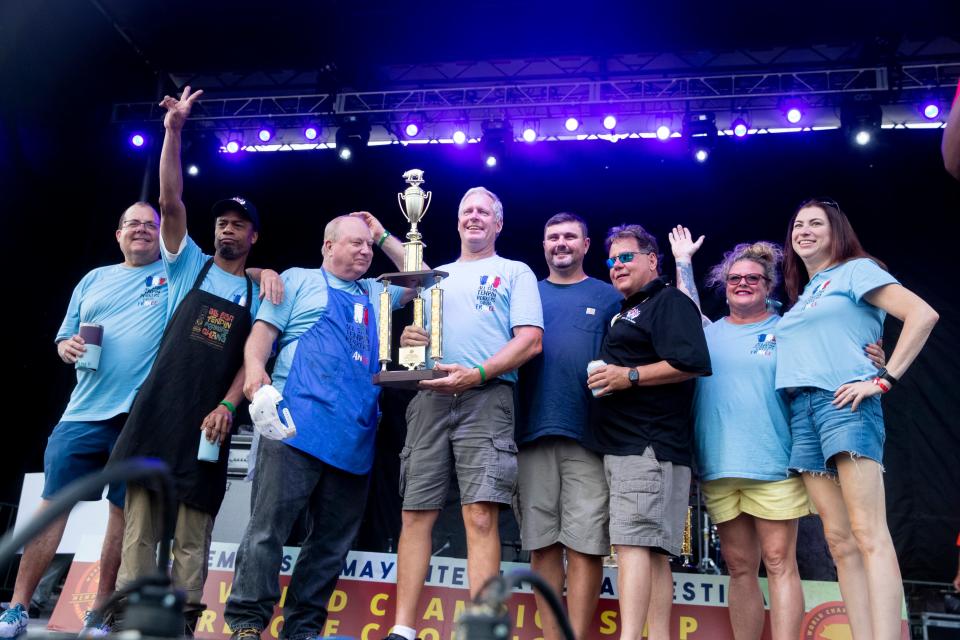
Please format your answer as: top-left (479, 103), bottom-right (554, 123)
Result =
top-left (256, 268), bottom-right (406, 393)
top-left (162, 234), bottom-right (261, 318)
top-left (693, 315), bottom-right (791, 481)
top-left (776, 258), bottom-right (898, 391)
top-left (56, 261), bottom-right (169, 421)
top-left (423, 255), bottom-right (543, 383)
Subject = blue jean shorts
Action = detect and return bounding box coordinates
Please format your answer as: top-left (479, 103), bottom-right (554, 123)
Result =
top-left (43, 416), bottom-right (126, 507)
top-left (787, 387), bottom-right (885, 475)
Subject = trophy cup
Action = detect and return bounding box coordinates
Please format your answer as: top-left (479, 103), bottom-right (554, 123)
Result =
top-left (373, 169), bottom-right (449, 388)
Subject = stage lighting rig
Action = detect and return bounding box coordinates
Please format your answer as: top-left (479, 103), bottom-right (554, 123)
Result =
top-left (841, 97), bottom-right (882, 147)
top-left (481, 120), bottom-right (511, 168)
top-left (335, 116), bottom-right (371, 161)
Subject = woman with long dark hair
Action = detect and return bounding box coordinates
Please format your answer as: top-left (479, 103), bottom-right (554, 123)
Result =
top-left (777, 198), bottom-right (938, 639)
top-left (669, 228), bottom-right (885, 640)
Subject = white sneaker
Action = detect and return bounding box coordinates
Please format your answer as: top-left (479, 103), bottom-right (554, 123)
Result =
top-left (0, 604), bottom-right (28, 638)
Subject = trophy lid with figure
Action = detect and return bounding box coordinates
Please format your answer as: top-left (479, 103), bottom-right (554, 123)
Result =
top-left (373, 170), bottom-right (449, 388)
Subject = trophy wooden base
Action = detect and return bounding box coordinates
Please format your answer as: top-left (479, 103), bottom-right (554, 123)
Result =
top-left (374, 368), bottom-right (449, 389)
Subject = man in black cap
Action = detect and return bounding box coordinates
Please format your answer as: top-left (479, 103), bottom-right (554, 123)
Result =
top-left (111, 86), bottom-right (280, 635)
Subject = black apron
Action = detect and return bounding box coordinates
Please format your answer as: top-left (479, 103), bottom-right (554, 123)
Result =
top-left (111, 258), bottom-right (253, 515)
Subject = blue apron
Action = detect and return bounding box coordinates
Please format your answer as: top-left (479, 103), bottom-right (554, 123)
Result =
top-left (281, 269), bottom-right (381, 474)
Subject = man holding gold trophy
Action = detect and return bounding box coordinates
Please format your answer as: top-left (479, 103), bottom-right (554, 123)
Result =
top-left (381, 186), bottom-right (544, 640)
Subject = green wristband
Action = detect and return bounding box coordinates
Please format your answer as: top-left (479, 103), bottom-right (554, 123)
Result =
top-left (377, 230), bottom-right (391, 248)
top-left (475, 364), bottom-right (487, 384)
top-left (219, 400), bottom-right (236, 414)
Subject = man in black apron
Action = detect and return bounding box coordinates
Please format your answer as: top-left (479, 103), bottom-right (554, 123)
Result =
top-left (110, 86), bottom-right (275, 634)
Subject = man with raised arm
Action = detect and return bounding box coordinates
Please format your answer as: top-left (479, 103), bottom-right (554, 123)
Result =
top-left (385, 187), bottom-right (543, 640)
top-left (110, 86), bottom-right (278, 635)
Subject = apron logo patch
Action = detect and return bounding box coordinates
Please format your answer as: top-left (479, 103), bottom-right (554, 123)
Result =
top-left (346, 314), bottom-right (371, 365)
top-left (190, 304), bottom-right (235, 350)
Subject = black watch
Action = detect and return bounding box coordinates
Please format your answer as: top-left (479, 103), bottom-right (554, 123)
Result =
top-left (876, 367), bottom-right (898, 385)
top-left (628, 368), bottom-right (640, 386)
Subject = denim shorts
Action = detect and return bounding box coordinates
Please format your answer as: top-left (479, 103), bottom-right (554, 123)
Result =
top-left (787, 387), bottom-right (885, 475)
top-left (43, 416), bottom-right (126, 507)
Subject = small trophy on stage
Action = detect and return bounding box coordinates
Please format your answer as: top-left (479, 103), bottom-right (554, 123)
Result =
top-left (373, 169), bottom-right (449, 388)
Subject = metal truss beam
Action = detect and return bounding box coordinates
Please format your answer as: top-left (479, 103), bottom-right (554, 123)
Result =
top-left (114, 61), bottom-right (959, 129)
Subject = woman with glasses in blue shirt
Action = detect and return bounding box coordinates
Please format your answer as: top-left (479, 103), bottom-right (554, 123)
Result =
top-left (670, 225), bottom-right (894, 640)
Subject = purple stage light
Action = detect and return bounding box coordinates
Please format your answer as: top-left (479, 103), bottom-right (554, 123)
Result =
top-left (304, 126), bottom-right (318, 140)
top-left (453, 130), bottom-right (467, 144)
top-left (225, 141), bottom-right (240, 154)
top-left (656, 125), bottom-right (671, 141)
top-left (258, 128), bottom-right (273, 142)
top-left (923, 103), bottom-right (940, 119)
top-left (854, 130), bottom-right (871, 146)
top-left (694, 149), bottom-right (709, 163)
top-left (130, 133), bottom-right (145, 148)
top-left (565, 117), bottom-right (580, 132)
top-left (405, 122), bottom-right (420, 137)
top-left (603, 115), bottom-right (617, 130)
top-left (485, 155), bottom-right (498, 168)
top-left (187, 165), bottom-right (199, 176)
top-left (732, 119), bottom-right (748, 138)
top-left (522, 128), bottom-right (537, 143)
top-left (786, 108), bottom-right (803, 124)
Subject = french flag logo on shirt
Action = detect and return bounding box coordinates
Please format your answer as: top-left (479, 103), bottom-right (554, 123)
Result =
top-left (145, 276), bottom-right (167, 287)
top-left (479, 275), bottom-right (501, 288)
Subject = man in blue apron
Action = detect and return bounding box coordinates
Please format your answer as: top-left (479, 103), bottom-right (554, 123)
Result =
top-left (224, 214), bottom-right (415, 640)
top-left (110, 86), bottom-right (277, 634)
top-left (0, 203), bottom-right (168, 639)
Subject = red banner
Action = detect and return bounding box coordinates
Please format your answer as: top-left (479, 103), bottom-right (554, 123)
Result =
top-left (49, 539), bottom-right (907, 639)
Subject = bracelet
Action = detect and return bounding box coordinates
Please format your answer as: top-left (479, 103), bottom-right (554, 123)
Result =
top-left (377, 230), bottom-right (391, 248)
top-left (219, 400), bottom-right (237, 413)
top-left (475, 364), bottom-right (487, 384)
top-left (872, 378), bottom-right (891, 394)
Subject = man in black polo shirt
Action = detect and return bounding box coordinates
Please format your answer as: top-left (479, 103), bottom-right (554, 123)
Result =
top-left (586, 224), bottom-right (711, 640)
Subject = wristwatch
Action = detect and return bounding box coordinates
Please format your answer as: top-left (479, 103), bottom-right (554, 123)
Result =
top-left (875, 367), bottom-right (898, 386)
top-left (628, 368), bottom-right (640, 386)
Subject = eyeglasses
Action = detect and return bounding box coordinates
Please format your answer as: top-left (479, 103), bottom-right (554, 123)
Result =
top-left (606, 251), bottom-right (651, 269)
top-left (122, 220), bottom-right (159, 231)
top-left (726, 273), bottom-right (768, 286)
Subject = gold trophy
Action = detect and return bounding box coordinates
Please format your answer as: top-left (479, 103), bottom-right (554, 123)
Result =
top-left (373, 169), bottom-right (449, 388)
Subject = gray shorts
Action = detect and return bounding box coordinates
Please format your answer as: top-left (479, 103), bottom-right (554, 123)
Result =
top-left (516, 437), bottom-right (610, 556)
top-left (400, 382), bottom-right (518, 509)
top-left (604, 447), bottom-right (691, 556)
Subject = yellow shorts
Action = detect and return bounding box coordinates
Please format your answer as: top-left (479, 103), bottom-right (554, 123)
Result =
top-left (701, 477), bottom-right (811, 524)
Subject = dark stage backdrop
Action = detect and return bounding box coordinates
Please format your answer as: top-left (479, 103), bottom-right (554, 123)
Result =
top-left (3, 123), bottom-right (958, 583)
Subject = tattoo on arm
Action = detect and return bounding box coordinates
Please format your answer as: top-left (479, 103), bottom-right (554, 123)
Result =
top-left (677, 262), bottom-right (701, 309)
